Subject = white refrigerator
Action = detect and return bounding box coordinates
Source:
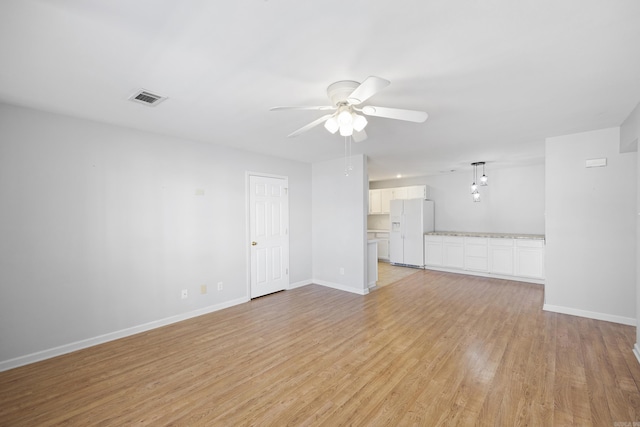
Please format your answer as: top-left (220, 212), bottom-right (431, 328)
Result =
top-left (389, 199), bottom-right (435, 267)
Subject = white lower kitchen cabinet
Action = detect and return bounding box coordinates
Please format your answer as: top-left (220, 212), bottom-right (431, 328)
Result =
top-left (442, 236), bottom-right (464, 269)
top-left (515, 239), bottom-right (545, 279)
top-left (464, 237), bottom-right (488, 272)
top-left (489, 238), bottom-right (514, 275)
top-left (424, 233), bottom-right (544, 283)
top-left (377, 238), bottom-right (389, 260)
top-left (424, 235), bottom-right (444, 266)
top-left (368, 231), bottom-right (390, 261)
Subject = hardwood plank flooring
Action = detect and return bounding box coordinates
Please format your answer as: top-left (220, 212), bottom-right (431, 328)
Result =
top-left (2, 269), bottom-right (640, 426)
top-left (375, 262), bottom-right (421, 288)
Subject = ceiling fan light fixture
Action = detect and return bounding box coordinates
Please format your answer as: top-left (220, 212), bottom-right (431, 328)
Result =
top-left (338, 110), bottom-right (353, 126)
top-left (339, 124), bottom-right (353, 136)
top-left (324, 116), bottom-right (339, 134)
top-left (270, 77), bottom-right (427, 143)
top-left (352, 113), bottom-right (367, 132)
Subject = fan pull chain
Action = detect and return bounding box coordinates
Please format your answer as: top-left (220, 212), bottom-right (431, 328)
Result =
top-left (348, 136), bottom-right (353, 171)
top-left (344, 135), bottom-right (353, 176)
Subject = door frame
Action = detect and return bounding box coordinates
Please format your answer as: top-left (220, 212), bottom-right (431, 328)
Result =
top-left (245, 171), bottom-right (290, 299)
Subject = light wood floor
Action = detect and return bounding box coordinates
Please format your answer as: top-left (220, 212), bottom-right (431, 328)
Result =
top-left (2, 270), bottom-right (640, 426)
top-left (375, 261), bottom-right (422, 288)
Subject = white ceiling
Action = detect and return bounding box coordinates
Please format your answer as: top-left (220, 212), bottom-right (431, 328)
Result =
top-left (1, 0), bottom-right (639, 181)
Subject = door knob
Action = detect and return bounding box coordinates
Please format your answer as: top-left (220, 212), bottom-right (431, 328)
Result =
top-left (251, 241), bottom-right (257, 246)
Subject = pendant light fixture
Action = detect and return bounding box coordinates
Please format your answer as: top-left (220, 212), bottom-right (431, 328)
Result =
top-left (470, 162), bottom-right (487, 202)
top-left (480, 162), bottom-right (488, 186)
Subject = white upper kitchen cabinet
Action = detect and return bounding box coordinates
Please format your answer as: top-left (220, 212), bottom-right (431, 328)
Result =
top-left (369, 189), bottom-right (381, 214)
top-left (369, 188), bottom-right (393, 214)
top-left (369, 185), bottom-right (428, 214)
top-left (380, 188), bottom-right (393, 213)
top-left (407, 185), bottom-right (428, 199)
top-left (392, 187), bottom-right (408, 200)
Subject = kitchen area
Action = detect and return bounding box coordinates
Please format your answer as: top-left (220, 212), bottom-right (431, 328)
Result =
top-left (367, 179), bottom-right (545, 289)
top-left (367, 184), bottom-right (433, 287)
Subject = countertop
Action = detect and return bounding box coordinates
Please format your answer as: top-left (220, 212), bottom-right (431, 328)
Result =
top-left (367, 229), bottom-right (390, 233)
top-left (425, 231), bottom-right (545, 240)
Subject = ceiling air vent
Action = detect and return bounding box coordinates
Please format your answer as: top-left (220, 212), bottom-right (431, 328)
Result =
top-left (128, 89), bottom-right (168, 107)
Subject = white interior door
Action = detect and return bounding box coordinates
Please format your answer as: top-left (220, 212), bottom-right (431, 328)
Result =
top-left (249, 175), bottom-right (289, 298)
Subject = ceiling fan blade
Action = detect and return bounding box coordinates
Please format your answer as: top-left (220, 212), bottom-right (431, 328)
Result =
top-left (270, 106), bottom-right (336, 111)
top-left (361, 106), bottom-right (428, 123)
top-left (346, 76), bottom-right (390, 105)
top-left (353, 129), bottom-right (367, 142)
top-left (287, 114), bottom-right (334, 137)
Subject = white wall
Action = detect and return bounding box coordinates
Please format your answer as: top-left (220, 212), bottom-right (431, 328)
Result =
top-left (0, 103), bottom-right (312, 368)
top-left (370, 163), bottom-right (545, 234)
top-left (621, 101), bottom-right (640, 353)
top-left (312, 154), bottom-right (368, 295)
top-left (621, 102), bottom-right (640, 153)
top-left (544, 127), bottom-right (636, 324)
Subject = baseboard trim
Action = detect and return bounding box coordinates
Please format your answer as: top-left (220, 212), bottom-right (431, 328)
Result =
top-left (289, 279), bottom-right (312, 290)
top-left (543, 303), bottom-right (636, 326)
top-left (424, 266), bottom-right (544, 285)
top-left (313, 279), bottom-right (369, 295)
top-left (0, 297), bottom-right (249, 372)
top-left (633, 344), bottom-right (640, 366)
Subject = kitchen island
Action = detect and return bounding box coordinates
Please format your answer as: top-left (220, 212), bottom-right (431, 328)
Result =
top-left (424, 231), bottom-right (545, 283)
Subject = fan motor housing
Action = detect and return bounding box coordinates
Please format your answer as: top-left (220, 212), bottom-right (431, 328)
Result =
top-left (327, 80), bottom-right (360, 106)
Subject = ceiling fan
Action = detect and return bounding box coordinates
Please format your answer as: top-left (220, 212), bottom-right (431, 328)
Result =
top-left (270, 76), bottom-right (428, 142)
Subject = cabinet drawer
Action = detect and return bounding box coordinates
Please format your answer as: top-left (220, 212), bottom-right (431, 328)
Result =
top-left (425, 235), bottom-right (443, 243)
top-left (464, 237), bottom-right (488, 257)
top-left (516, 239), bottom-right (544, 248)
top-left (443, 236), bottom-right (464, 245)
top-left (464, 237), bottom-right (488, 245)
top-left (489, 238), bottom-right (514, 247)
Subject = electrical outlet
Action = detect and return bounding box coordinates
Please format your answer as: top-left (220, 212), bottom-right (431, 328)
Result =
top-left (217, 282), bottom-right (223, 291)
top-left (200, 284), bottom-right (207, 294)
top-left (181, 289), bottom-right (188, 299)
top-left (340, 267), bottom-right (345, 275)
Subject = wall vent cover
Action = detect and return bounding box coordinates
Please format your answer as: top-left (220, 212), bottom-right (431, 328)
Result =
top-left (128, 89), bottom-right (167, 107)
